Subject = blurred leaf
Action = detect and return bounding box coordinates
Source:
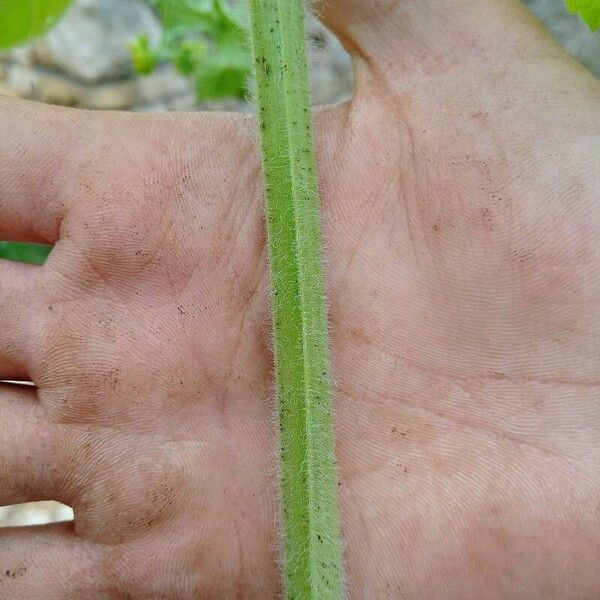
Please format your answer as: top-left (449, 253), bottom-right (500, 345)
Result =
top-left (131, 0), bottom-right (250, 101)
top-left (0, 0), bottom-right (72, 49)
top-left (174, 40), bottom-right (206, 75)
top-left (565, 0), bottom-right (600, 31)
top-left (148, 0), bottom-right (243, 35)
top-left (0, 242), bottom-right (51, 265)
top-left (130, 34), bottom-right (158, 75)
top-left (194, 56), bottom-right (247, 99)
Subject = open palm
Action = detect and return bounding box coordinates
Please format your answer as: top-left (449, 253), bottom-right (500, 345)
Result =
top-left (1, 1), bottom-right (599, 598)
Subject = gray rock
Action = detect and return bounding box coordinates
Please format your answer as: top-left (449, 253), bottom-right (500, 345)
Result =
top-left (524, 0), bottom-right (600, 76)
top-left (308, 18), bottom-right (353, 106)
top-left (0, 63), bottom-right (138, 108)
top-left (0, 0), bottom-right (598, 113)
top-left (31, 0), bottom-right (161, 82)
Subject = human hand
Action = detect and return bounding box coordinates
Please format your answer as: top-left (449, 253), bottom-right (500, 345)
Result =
top-left (1, 0), bottom-right (599, 597)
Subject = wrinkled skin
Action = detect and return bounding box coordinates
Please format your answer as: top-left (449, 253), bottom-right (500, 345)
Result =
top-left (1, 1), bottom-right (599, 598)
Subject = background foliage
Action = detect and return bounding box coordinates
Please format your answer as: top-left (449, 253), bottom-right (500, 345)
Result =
top-left (0, 0), bottom-right (72, 49)
top-left (130, 0), bottom-right (250, 101)
top-left (0, 242), bottom-right (51, 265)
top-left (566, 0), bottom-right (600, 29)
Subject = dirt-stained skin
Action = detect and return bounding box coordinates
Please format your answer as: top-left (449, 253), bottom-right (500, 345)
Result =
top-left (1, 0), bottom-right (600, 598)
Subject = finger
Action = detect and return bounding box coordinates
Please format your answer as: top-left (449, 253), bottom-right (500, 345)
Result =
top-left (315, 0), bottom-right (565, 83)
top-left (0, 260), bottom-right (40, 380)
top-left (0, 522), bottom-right (103, 599)
top-left (0, 384), bottom-right (69, 506)
top-left (0, 97), bottom-right (88, 243)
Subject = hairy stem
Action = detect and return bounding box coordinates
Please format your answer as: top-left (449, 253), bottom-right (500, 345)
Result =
top-left (248, 1), bottom-right (344, 598)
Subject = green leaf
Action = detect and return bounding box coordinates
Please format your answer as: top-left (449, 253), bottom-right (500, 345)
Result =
top-left (174, 40), bottom-right (206, 75)
top-left (130, 35), bottom-right (158, 75)
top-left (149, 0), bottom-right (243, 35)
top-left (0, 0), bottom-right (72, 49)
top-left (194, 57), bottom-right (247, 99)
top-left (133, 0), bottom-right (250, 101)
top-left (565, 0), bottom-right (600, 31)
top-left (249, 0), bottom-right (344, 598)
top-left (0, 242), bottom-right (51, 265)
top-left (192, 34), bottom-right (249, 99)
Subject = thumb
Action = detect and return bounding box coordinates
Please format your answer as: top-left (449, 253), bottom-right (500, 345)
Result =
top-left (315, 0), bottom-right (565, 86)
top-left (314, 0), bottom-right (398, 60)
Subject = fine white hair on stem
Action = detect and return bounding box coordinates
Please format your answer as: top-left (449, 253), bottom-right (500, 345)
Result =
top-left (248, 0), bottom-right (345, 597)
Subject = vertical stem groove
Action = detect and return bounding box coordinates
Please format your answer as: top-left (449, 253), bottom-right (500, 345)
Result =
top-left (248, 1), bottom-right (344, 598)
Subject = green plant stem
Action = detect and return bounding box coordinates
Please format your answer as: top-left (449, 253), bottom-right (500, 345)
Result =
top-left (248, 1), bottom-right (344, 598)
